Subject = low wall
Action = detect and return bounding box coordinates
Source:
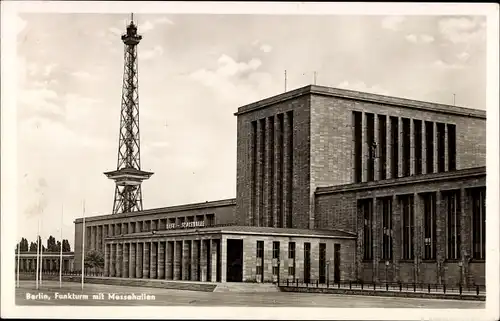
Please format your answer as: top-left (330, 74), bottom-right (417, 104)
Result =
top-left (19, 274), bottom-right (216, 292)
top-left (279, 286), bottom-right (485, 301)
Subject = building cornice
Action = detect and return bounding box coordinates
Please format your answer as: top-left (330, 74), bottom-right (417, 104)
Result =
top-left (234, 85), bottom-right (486, 119)
top-left (74, 198), bottom-right (236, 224)
top-left (315, 166), bottom-right (486, 195)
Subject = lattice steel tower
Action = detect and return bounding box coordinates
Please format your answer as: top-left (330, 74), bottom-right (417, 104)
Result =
top-left (104, 14), bottom-right (153, 214)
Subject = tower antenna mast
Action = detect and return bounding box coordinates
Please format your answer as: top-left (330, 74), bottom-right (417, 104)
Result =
top-left (104, 13), bottom-right (153, 214)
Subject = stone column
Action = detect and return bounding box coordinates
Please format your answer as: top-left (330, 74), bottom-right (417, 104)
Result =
top-left (174, 241), bottom-right (182, 280)
top-left (110, 243), bottom-right (116, 277)
top-left (136, 243), bottom-right (143, 278)
top-left (183, 240), bottom-right (191, 280)
top-left (158, 241), bottom-right (165, 279)
top-left (123, 243), bottom-right (129, 278)
top-left (263, 117), bottom-right (272, 227)
top-left (255, 119), bottom-right (264, 227)
top-left (143, 242), bottom-right (150, 278)
top-left (398, 117), bottom-right (403, 178)
top-left (116, 243), bottom-right (122, 278)
top-left (373, 198), bottom-right (381, 282)
top-left (362, 112), bottom-right (368, 182)
top-left (386, 116), bottom-right (392, 179)
top-left (410, 119), bottom-right (415, 176)
top-left (104, 243), bottom-right (110, 277)
top-left (150, 242), bottom-right (157, 279)
top-left (221, 238), bottom-right (227, 283)
top-left (414, 193), bottom-right (423, 283)
top-left (433, 122), bottom-right (438, 173)
top-left (460, 188), bottom-right (469, 285)
top-left (200, 239), bottom-right (208, 282)
top-left (392, 195), bottom-right (402, 282)
top-left (90, 226), bottom-right (95, 250)
top-left (135, 221), bottom-right (141, 233)
top-left (374, 115), bottom-right (380, 181)
top-left (436, 191), bottom-right (446, 284)
top-left (129, 243), bottom-right (136, 278)
top-left (211, 239), bottom-right (218, 282)
top-left (444, 124), bottom-right (449, 172)
top-left (122, 222), bottom-right (128, 235)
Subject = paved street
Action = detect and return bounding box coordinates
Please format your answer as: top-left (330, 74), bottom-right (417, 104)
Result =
top-left (15, 281), bottom-right (485, 308)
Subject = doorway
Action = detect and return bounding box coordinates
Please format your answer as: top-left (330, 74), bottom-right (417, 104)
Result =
top-left (334, 244), bottom-right (341, 283)
top-left (226, 239), bottom-right (243, 282)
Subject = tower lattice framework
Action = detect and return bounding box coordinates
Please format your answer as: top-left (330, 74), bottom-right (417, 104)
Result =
top-left (104, 15), bottom-right (153, 214)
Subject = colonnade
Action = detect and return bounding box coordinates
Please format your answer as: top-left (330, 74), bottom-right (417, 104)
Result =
top-left (104, 238), bottom-right (223, 283)
top-left (15, 257), bottom-right (73, 272)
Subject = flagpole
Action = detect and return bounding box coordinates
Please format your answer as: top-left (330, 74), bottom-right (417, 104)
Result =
top-left (36, 219), bottom-right (40, 290)
top-left (59, 203), bottom-right (64, 288)
top-left (81, 200), bottom-right (86, 290)
top-left (16, 242), bottom-right (20, 288)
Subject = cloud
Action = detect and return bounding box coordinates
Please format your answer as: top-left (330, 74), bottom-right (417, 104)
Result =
top-left (18, 86), bottom-right (64, 119)
top-left (433, 59), bottom-right (465, 70)
top-left (154, 17), bottom-right (174, 25)
top-left (457, 51), bottom-right (471, 62)
top-left (140, 45), bottom-right (164, 60)
top-left (438, 17), bottom-right (486, 44)
top-left (71, 71), bottom-right (91, 79)
top-left (405, 33), bottom-right (435, 44)
top-left (337, 80), bottom-right (390, 96)
top-left (259, 44), bottom-right (273, 53)
top-left (381, 16), bottom-right (406, 31)
top-left (138, 17), bottom-right (175, 33)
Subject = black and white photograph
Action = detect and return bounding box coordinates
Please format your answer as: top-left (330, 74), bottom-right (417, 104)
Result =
top-left (1, 1), bottom-right (499, 320)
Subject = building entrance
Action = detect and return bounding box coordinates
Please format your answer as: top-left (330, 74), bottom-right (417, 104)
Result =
top-left (226, 239), bottom-right (243, 282)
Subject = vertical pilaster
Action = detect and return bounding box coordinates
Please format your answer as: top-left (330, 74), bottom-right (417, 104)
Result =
top-left (282, 113), bottom-right (290, 229)
top-left (460, 188), bottom-right (468, 285)
top-left (166, 241), bottom-right (174, 280)
top-left (143, 242), bottom-right (150, 278)
top-left (158, 241), bottom-right (165, 279)
top-left (110, 243), bottom-right (116, 277)
top-left (386, 116), bottom-right (392, 179)
top-left (221, 238), bottom-right (227, 283)
top-left (436, 192), bottom-right (446, 284)
top-left (410, 119), bottom-right (415, 176)
top-left (373, 198), bottom-right (380, 282)
top-left (97, 226), bottom-right (102, 252)
top-left (116, 243), bottom-right (122, 278)
top-left (255, 120), bottom-right (263, 227)
top-left (90, 226), bottom-right (95, 250)
top-left (273, 116), bottom-right (281, 227)
top-left (104, 243), bottom-right (110, 277)
top-left (130, 243), bottom-right (136, 278)
top-left (136, 242), bottom-right (143, 278)
top-left (263, 117), bottom-right (272, 227)
top-left (123, 243), bottom-right (129, 278)
top-left (414, 194), bottom-right (422, 283)
top-left (392, 195), bottom-right (401, 282)
top-left (374, 115), bottom-right (380, 181)
top-left (150, 242), bottom-right (157, 279)
top-left (398, 117), bottom-right (403, 178)
top-left (362, 112), bottom-right (368, 182)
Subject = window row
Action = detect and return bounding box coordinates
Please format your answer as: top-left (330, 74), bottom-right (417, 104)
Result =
top-left (361, 187), bottom-right (485, 261)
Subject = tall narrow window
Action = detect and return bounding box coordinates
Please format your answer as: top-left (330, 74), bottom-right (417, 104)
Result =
top-left (402, 118), bottom-right (411, 177)
top-left (423, 192), bottom-right (436, 260)
top-left (288, 242), bottom-right (296, 278)
top-left (445, 191), bottom-right (461, 260)
top-left (391, 117), bottom-right (399, 179)
top-left (277, 113), bottom-right (284, 228)
top-left (286, 111), bottom-right (294, 228)
top-left (256, 241), bottom-right (264, 280)
top-left (447, 124), bottom-right (457, 171)
top-left (304, 243), bottom-right (311, 283)
top-left (380, 197), bottom-right (393, 260)
top-left (319, 243), bottom-right (326, 284)
top-left (414, 120), bottom-right (422, 175)
top-left (472, 188), bottom-right (486, 260)
top-left (425, 121), bottom-right (434, 173)
top-left (259, 118), bottom-right (266, 227)
top-left (378, 115), bottom-right (387, 180)
top-left (401, 195), bottom-right (414, 260)
top-left (272, 241), bottom-right (280, 276)
top-left (353, 111), bottom-right (363, 183)
top-left (437, 123), bottom-right (445, 173)
top-left (360, 199), bottom-right (373, 260)
top-left (268, 116), bottom-right (275, 227)
top-left (366, 113), bottom-right (375, 182)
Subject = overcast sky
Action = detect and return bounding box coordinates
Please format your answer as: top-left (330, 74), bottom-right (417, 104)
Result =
top-left (15, 13), bottom-right (486, 246)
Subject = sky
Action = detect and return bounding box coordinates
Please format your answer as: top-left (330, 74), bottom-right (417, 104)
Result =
top-left (15, 13), bottom-right (487, 247)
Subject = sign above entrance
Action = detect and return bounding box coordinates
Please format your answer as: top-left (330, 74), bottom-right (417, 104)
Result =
top-left (165, 221), bottom-right (205, 230)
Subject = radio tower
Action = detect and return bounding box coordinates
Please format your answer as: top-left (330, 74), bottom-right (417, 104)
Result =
top-left (104, 13), bottom-right (153, 214)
